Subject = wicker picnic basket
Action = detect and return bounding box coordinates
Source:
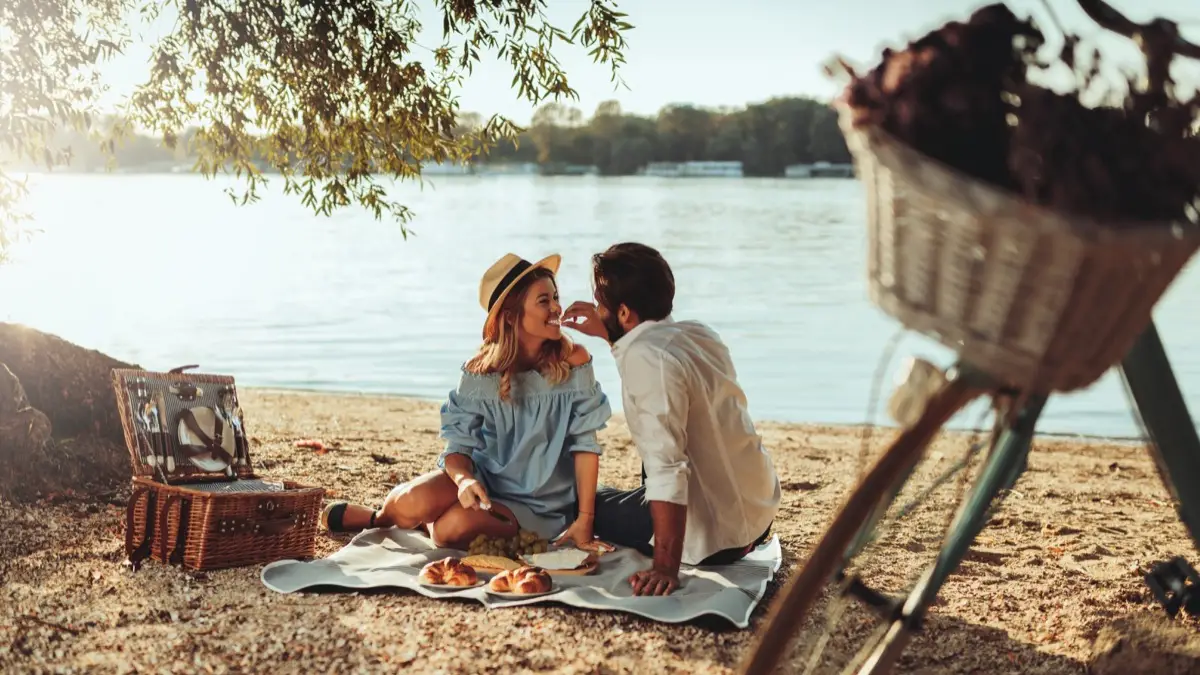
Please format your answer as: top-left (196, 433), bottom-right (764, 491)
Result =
top-left (112, 366), bottom-right (324, 571)
top-left (838, 103), bottom-right (1200, 394)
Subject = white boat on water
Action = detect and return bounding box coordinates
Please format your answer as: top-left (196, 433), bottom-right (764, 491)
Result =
top-left (643, 161), bottom-right (743, 178)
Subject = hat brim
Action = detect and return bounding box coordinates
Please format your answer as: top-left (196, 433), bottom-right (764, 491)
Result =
top-left (483, 254), bottom-right (562, 340)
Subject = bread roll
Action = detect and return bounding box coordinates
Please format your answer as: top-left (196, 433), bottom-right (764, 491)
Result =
top-left (513, 566), bottom-right (552, 593)
top-left (419, 557), bottom-right (478, 586)
top-left (487, 570), bottom-right (513, 592)
top-left (489, 565), bottom-right (552, 594)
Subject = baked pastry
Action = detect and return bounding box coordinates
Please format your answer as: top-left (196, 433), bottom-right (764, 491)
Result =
top-left (419, 557), bottom-right (478, 586)
top-left (487, 565), bottom-right (553, 594)
top-left (461, 554), bottom-right (522, 572)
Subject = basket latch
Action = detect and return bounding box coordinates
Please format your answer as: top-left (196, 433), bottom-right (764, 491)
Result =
top-left (217, 513), bottom-right (296, 536)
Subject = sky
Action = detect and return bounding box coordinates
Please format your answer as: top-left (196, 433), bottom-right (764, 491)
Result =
top-left (96, 0), bottom-right (1200, 125)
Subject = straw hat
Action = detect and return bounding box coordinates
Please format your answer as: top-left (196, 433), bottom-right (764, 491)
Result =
top-left (479, 253), bottom-right (561, 339)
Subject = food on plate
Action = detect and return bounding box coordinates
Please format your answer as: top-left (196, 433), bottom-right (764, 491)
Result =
top-left (467, 529), bottom-right (549, 558)
top-left (487, 565), bottom-right (553, 594)
top-left (461, 554), bottom-right (522, 572)
top-left (520, 548), bottom-right (593, 571)
top-left (418, 557), bottom-right (478, 586)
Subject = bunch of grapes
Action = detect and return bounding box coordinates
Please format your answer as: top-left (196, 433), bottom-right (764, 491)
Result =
top-left (842, 2), bottom-right (1200, 227)
top-left (468, 529), bottom-right (549, 559)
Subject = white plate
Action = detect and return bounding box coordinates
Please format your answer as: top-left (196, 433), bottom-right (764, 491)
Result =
top-left (419, 579), bottom-right (485, 590)
top-left (485, 583), bottom-right (561, 599)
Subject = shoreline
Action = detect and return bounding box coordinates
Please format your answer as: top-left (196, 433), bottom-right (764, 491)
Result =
top-left (3, 387), bottom-right (1196, 673)
top-left (241, 385), bottom-right (1154, 447)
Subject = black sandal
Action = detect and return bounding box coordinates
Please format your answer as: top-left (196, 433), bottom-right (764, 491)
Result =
top-left (321, 501), bottom-right (377, 533)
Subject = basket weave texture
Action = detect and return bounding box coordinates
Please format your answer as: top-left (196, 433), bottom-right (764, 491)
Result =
top-left (113, 368), bottom-right (323, 571)
top-left (840, 105), bottom-right (1200, 394)
top-left (124, 476), bottom-right (321, 571)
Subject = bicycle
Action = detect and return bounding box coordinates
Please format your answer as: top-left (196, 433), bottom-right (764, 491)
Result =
top-left (739, 2), bottom-right (1200, 673)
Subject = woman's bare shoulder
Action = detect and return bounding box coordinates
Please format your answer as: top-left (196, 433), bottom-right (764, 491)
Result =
top-left (566, 342), bottom-right (591, 367)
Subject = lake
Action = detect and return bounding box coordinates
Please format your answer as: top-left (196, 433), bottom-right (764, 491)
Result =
top-left (0, 173), bottom-right (1196, 440)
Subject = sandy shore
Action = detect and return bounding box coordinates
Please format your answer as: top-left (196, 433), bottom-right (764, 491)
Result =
top-left (2, 388), bottom-right (1199, 674)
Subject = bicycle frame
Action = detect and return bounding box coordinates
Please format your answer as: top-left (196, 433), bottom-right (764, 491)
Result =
top-left (740, 3), bottom-right (1200, 670)
top-left (1120, 322), bottom-right (1200, 544)
top-left (847, 319), bottom-right (1200, 674)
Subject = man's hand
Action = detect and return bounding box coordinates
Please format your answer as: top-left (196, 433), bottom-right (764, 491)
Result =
top-left (629, 567), bottom-right (680, 596)
top-left (456, 478), bottom-right (491, 511)
top-left (562, 301), bottom-right (609, 341)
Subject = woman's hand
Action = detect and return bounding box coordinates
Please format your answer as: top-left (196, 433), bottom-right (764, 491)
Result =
top-left (456, 477), bottom-right (492, 511)
top-left (553, 515), bottom-right (596, 548)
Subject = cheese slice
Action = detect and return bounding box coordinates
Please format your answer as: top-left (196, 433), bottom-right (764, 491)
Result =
top-left (521, 548), bottom-right (591, 570)
top-left (461, 554), bottom-right (521, 571)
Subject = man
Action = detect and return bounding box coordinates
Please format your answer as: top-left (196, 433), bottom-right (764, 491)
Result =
top-left (562, 242), bottom-right (781, 597)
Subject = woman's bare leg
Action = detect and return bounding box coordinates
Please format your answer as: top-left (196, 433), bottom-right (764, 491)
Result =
top-left (329, 470), bottom-right (459, 531)
top-left (428, 503), bottom-right (520, 549)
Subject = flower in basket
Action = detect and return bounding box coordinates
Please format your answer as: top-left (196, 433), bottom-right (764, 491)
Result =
top-left (826, 2), bottom-right (1200, 229)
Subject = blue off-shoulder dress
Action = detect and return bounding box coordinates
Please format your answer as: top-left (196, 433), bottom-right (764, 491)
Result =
top-left (437, 359), bottom-right (612, 540)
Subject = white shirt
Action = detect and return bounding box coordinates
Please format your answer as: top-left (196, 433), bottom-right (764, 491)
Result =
top-left (612, 316), bottom-right (781, 565)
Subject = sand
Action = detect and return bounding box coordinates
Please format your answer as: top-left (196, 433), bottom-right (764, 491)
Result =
top-left (2, 388), bottom-right (1199, 674)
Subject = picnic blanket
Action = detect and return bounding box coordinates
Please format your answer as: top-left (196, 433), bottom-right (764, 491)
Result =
top-left (261, 528), bottom-right (783, 629)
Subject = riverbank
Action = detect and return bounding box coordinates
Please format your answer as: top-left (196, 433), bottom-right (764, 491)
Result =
top-left (2, 388), bottom-right (1197, 673)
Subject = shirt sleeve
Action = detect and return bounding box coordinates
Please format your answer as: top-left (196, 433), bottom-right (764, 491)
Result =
top-left (566, 381), bottom-right (612, 455)
top-left (436, 389), bottom-right (485, 468)
top-left (623, 345), bottom-right (691, 505)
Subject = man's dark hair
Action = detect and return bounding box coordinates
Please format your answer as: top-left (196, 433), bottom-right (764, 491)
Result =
top-left (591, 242), bottom-right (675, 322)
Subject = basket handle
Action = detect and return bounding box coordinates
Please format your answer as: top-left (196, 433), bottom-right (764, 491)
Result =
top-left (168, 364), bottom-right (200, 374)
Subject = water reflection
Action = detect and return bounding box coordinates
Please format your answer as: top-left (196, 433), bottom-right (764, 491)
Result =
top-left (0, 173), bottom-right (1194, 439)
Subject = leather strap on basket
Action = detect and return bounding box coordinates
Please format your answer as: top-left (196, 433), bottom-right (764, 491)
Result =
top-left (126, 487), bottom-right (158, 570)
top-left (159, 494), bottom-right (192, 566)
top-left (171, 497), bottom-right (192, 566)
top-left (178, 408), bottom-right (235, 465)
top-left (124, 486), bottom-right (149, 561)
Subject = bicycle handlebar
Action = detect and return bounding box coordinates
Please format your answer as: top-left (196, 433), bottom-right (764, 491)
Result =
top-left (1075, 0), bottom-right (1200, 60)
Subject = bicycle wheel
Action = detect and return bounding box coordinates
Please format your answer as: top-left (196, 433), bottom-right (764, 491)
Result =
top-left (739, 373), bottom-right (983, 675)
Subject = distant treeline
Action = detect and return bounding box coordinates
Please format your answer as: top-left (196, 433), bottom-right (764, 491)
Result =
top-left (473, 97), bottom-right (852, 177)
top-left (2, 96), bottom-right (852, 177)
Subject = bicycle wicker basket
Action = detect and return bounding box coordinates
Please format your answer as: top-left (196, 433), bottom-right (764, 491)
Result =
top-left (838, 103), bottom-right (1200, 394)
top-left (112, 367), bottom-right (324, 571)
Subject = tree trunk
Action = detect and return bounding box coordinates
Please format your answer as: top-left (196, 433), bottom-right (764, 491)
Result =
top-left (0, 323), bottom-right (139, 501)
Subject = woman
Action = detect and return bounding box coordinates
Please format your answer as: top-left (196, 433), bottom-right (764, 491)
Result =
top-left (322, 252), bottom-right (612, 550)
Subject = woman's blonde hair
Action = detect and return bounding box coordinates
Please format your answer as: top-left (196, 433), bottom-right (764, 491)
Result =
top-left (465, 267), bottom-right (574, 401)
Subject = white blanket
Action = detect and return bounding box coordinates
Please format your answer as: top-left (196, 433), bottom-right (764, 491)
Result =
top-left (261, 528), bottom-right (783, 629)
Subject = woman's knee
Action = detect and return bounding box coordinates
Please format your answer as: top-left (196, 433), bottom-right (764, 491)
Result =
top-left (380, 472), bottom-right (455, 526)
top-left (428, 509), bottom-right (475, 548)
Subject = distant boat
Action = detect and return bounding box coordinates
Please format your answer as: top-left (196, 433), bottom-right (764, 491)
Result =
top-left (643, 161), bottom-right (743, 178)
top-left (538, 162), bottom-right (598, 176)
top-left (421, 161), bottom-right (474, 176)
top-left (785, 161), bottom-right (855, 178)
